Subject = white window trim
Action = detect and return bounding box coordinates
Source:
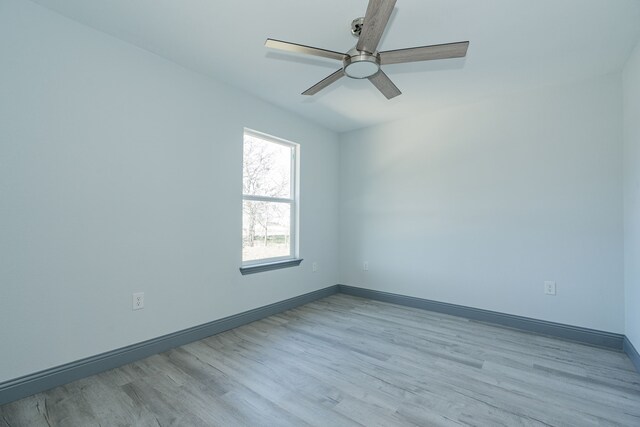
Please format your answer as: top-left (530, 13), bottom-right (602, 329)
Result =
top-left (241, 128), bottom-right (300, 270)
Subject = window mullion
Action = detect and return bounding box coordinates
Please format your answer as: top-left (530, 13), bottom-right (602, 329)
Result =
top-left (243, 194), bottom-right (293, 204)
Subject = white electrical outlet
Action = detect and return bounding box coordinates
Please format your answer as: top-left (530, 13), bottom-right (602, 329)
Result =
top-left (312, 262), bottom-right (318, 272)
top-left (133, 292), bottom-right (144, 310)
top-left (363, 261), bottom-right (369, 271)
top-left (544, 281), bottom-right (556, 296)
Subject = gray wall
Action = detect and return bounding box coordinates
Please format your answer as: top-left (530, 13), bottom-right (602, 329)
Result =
top-left (0, 0), bottom-right (339, 382)
top-left (338, 74), bottom-right (624, 333)
top-left (624, 40), bottom-right (640, 349)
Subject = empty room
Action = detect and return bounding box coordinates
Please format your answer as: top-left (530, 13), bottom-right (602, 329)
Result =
top-left (2, 0), bottom-right (640, 425)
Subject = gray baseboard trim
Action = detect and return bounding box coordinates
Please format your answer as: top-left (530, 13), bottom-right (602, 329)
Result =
top-left (624, 336), bottom-right (640, 373)
top-left (338, 284), bottom-right (625, 350)
top-left (0, 285), bottom-right (339, 406)
top-left (2, 283), bottom-right (635, 406)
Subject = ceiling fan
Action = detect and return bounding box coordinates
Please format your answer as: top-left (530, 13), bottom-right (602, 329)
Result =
top-left (264, 0), bottom-right (469, 100)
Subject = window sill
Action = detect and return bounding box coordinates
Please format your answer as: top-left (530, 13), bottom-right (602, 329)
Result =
top-left (239, 259), bottom-right (303, 275)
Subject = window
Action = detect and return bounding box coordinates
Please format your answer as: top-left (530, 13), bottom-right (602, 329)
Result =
top-left (241, 129), bottom-right (300, 273)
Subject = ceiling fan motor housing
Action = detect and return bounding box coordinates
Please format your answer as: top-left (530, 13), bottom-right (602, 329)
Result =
top-left (343, 50), bottom-right (380, 79)
top-left (347, 17), bottom-right (381, 79)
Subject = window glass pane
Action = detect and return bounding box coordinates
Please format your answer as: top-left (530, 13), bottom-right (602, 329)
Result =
top-left (243, 134), bottom-right (292, 199)
top-left (242, 200), bottom-right (291, 262)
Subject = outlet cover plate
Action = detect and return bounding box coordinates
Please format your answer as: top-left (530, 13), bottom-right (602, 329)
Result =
top-left (544, 281), bottom-right (556, 296)
top-left (133, 292), bottom-right (144, 310)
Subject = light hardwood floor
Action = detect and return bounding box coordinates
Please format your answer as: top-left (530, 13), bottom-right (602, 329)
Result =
top-left (1, 294), bottom-right (640, 426)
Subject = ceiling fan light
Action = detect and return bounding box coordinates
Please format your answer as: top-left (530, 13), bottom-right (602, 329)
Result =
top-left (344, 55), bottom-right (380, 79)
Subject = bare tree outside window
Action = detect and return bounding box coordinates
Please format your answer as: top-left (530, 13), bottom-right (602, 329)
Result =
top-left (242, 131), bottom-right (297, 264)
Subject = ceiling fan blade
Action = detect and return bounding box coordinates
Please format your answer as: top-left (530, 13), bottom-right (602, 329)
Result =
top-left (265, 39), bottom-right (346, 62)
top-left (368, 70), bottom-right (401, 99)
top-left (379, 41), bottom-right (469, 65)
top-left (356, 0), bottom-right (397, 54)
top-left (302, 69), bottom-right (345, 95)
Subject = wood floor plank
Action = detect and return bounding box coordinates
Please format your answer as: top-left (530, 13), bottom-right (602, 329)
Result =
top-left (1, 293), bottom-right (639, 426)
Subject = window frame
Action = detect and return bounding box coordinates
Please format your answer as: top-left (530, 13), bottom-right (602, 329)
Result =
top-left (240, 128), bottom-right (300, 271)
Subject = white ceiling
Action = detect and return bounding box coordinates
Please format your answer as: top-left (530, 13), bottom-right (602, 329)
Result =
top-left (32, 0), bottom-right (640, 133)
